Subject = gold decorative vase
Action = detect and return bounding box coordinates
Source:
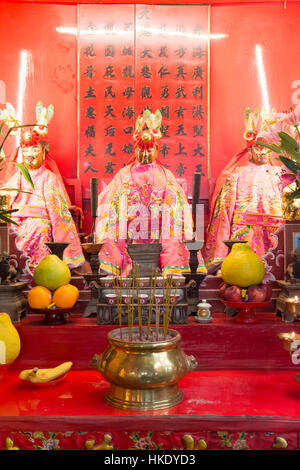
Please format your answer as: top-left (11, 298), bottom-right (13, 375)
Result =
top-left (92, 327), bottom-right (197, 410)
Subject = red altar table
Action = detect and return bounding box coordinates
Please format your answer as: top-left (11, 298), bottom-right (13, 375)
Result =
top-left (1, 313), bottom-right (300, 450)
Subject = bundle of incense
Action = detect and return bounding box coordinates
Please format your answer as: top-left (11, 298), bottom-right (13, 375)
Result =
top-left (163, 275), bottom-right (173, 338)
top-left (155, 303), bottom-right (160, 340)
top-left (134, 264), bottom-right (143, 340)
top-left (147, 268), bottom-right (158, 336)
top-left (165, 283), bottom-right (178, 338)
top-left (114, 276), bottom-right (122, 338)
top-left (127, 276), bottom-right (133, 341)
top-left (131, 264), bottom-right (138, 336)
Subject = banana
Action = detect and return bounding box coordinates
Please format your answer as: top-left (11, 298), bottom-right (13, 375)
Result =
top-left (19, 361), bottom-right (73, 384)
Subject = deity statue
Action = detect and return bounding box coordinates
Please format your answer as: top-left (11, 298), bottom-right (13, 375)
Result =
top-left (203, 108), bottom-right (296, 273)
top-left (95, 108), bottom-right (207, 277)
top-left (2, 102), bottom-right (85, 275)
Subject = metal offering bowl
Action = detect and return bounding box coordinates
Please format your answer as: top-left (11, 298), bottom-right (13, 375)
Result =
top-left (92, 327), bottom-right (197, 411)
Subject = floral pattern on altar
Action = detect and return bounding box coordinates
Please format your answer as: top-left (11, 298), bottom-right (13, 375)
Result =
top-left (0, 430), bottom-right (296, 451)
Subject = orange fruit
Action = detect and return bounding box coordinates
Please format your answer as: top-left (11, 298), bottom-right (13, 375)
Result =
top-left (67, 284), bottom-right (79, 301)
top-left (28, 286), bottom-right (52, 309)
top-left (53, 284), bottom-right (78, 309)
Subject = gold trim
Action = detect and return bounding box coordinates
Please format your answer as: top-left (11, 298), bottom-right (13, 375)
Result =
top-left (233, 211), bottom-right (283, 218)
top-left (207, 4), bottom-right (211, 181)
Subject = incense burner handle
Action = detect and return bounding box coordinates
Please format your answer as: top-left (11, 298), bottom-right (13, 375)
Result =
top-left (184, 353), bottom-right (198, 373)
top-left (91, 353), bottom-right (103, 372)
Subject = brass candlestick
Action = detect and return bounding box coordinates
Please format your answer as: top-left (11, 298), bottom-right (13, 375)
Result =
top-left (90, 177), bottom-right (98, 244)
top-left (45, 242), bottom-right (69, 260)
top-left (285, 296), bottom-right (300, 320)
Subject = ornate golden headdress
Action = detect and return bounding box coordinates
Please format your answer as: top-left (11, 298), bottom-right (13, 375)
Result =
top-left (20, 101), bottom-right (54, 147)
top-left (243, 107), bottom-right (280, 148)
top-left (133, 109), bottom-right (162, 150)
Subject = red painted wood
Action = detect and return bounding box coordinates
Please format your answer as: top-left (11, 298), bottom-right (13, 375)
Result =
top-left (1, 369), bottom-right (300, 433)
top-left (13, 313), bottom-right (300, 371)
top-left (2, 1), bottom-right (299, 5)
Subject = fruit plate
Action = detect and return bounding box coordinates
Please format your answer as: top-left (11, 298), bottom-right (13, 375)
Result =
top-left (221, 300), bottom-right (271, 324)
top-left (29, 303), bottom-right (79, 325)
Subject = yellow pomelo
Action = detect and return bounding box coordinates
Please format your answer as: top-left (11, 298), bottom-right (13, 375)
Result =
top-left (221, 243), bottom-right (265, 288)
top-left (33, 255), bottom-right (71, 291)
top-left (0, 313), bottom-right (21, 365)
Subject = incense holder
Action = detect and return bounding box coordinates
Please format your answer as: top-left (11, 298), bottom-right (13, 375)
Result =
top-left (100, 277), bottom-right (115, 288)
top-left (122, 294), bottom-right (133, 304)
top-left (105, 294), bottom-right (117, 305)
top-left (91, 327), bottom-right (197, 410)
top-left (137, 293), bottom-right (148, 304)
top-left (154, 294), bottom-right (164, 304)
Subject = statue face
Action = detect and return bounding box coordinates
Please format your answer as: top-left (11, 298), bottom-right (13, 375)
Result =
top-left (22, 143), bottom-right (45, 170)
top-left (135, 146), bottom-right (157, 165)
top-left (250, 145), bottom-right (270, 165)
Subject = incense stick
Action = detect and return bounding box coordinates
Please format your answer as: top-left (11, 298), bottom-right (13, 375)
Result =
top-left (147, 268), bottom-right (157, 336)
top-left (166, 283), bottom-right (178, 336)
top-left (127, 276), bottom-right (133, 341)
top-left (163, 275), bottom-right (173, 338)
top-left (135, 264), bottom-right (143, 341)
top-left (155, 303), bottom-right (160, 340)
top-left (114, 276), bottom-right (122, 339)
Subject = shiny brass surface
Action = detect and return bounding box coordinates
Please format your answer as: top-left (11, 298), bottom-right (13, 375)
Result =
top-left (286, 298), bottom-right (300, 319)
top-left (93, 327), bottom-right (197, 410)
top-left (0, 194), bottom-right (9, 212)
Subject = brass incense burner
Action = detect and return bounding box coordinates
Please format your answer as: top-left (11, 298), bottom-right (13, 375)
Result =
top-left (92, 327), bottom-right (197, 410)
top-left (92, 265), bottom-right (197, 410)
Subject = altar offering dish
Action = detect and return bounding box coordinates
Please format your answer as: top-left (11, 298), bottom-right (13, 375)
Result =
top-left (154, 294), bottom-right (164, 304)
top-left (156, 277), bottom-right (164, 288)
top-left (172, 276), bottom-right (185, 288)
top-left (138, 293), bottom-right (148, 304)
top-left (122, 294), bottom-right (133, 304)
top-left (137, 277), bottom-right (150, 287)
top-left (170, 293), bottom-right (180, 304)
top-left (105, 293), bottom-right (117, 305)
top-left (100, 276), bottom-right (115, 288)
top-left (221, 300), bottom-right (271, 324)
top-left (118, 277), bottom-right (132, 288)
top-left (29, 303), bottom-right (79, 325)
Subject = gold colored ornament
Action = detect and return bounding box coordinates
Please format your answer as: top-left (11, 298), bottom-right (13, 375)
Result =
top-left (85, 434), bottom-right (114, 450)
top-left (0, 194), bottom-right (9, 212)
top-left (142, 132), bottom-right (151, 142)
top-left (4, 437), bottom-right (19, 450)
top-left (272, 436), bottom-right (288, 449)
top-left (174, 434), bottom-right (208, 450)
top-left (23, 131), bottom-right (32, 142)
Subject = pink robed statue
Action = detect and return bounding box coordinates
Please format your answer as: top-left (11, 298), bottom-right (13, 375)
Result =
top-left (2, 102), bottom-right (85, 275)
top-left (203, 107), bottom-right (298, 272)
top-left (96, 108), bottom-right (207, 277)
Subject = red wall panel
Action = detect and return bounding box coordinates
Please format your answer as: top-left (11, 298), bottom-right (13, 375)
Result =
top-left (210, 2), bottom-right (300, 194)
top-left (0, 2), bottom-right (77, 180)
